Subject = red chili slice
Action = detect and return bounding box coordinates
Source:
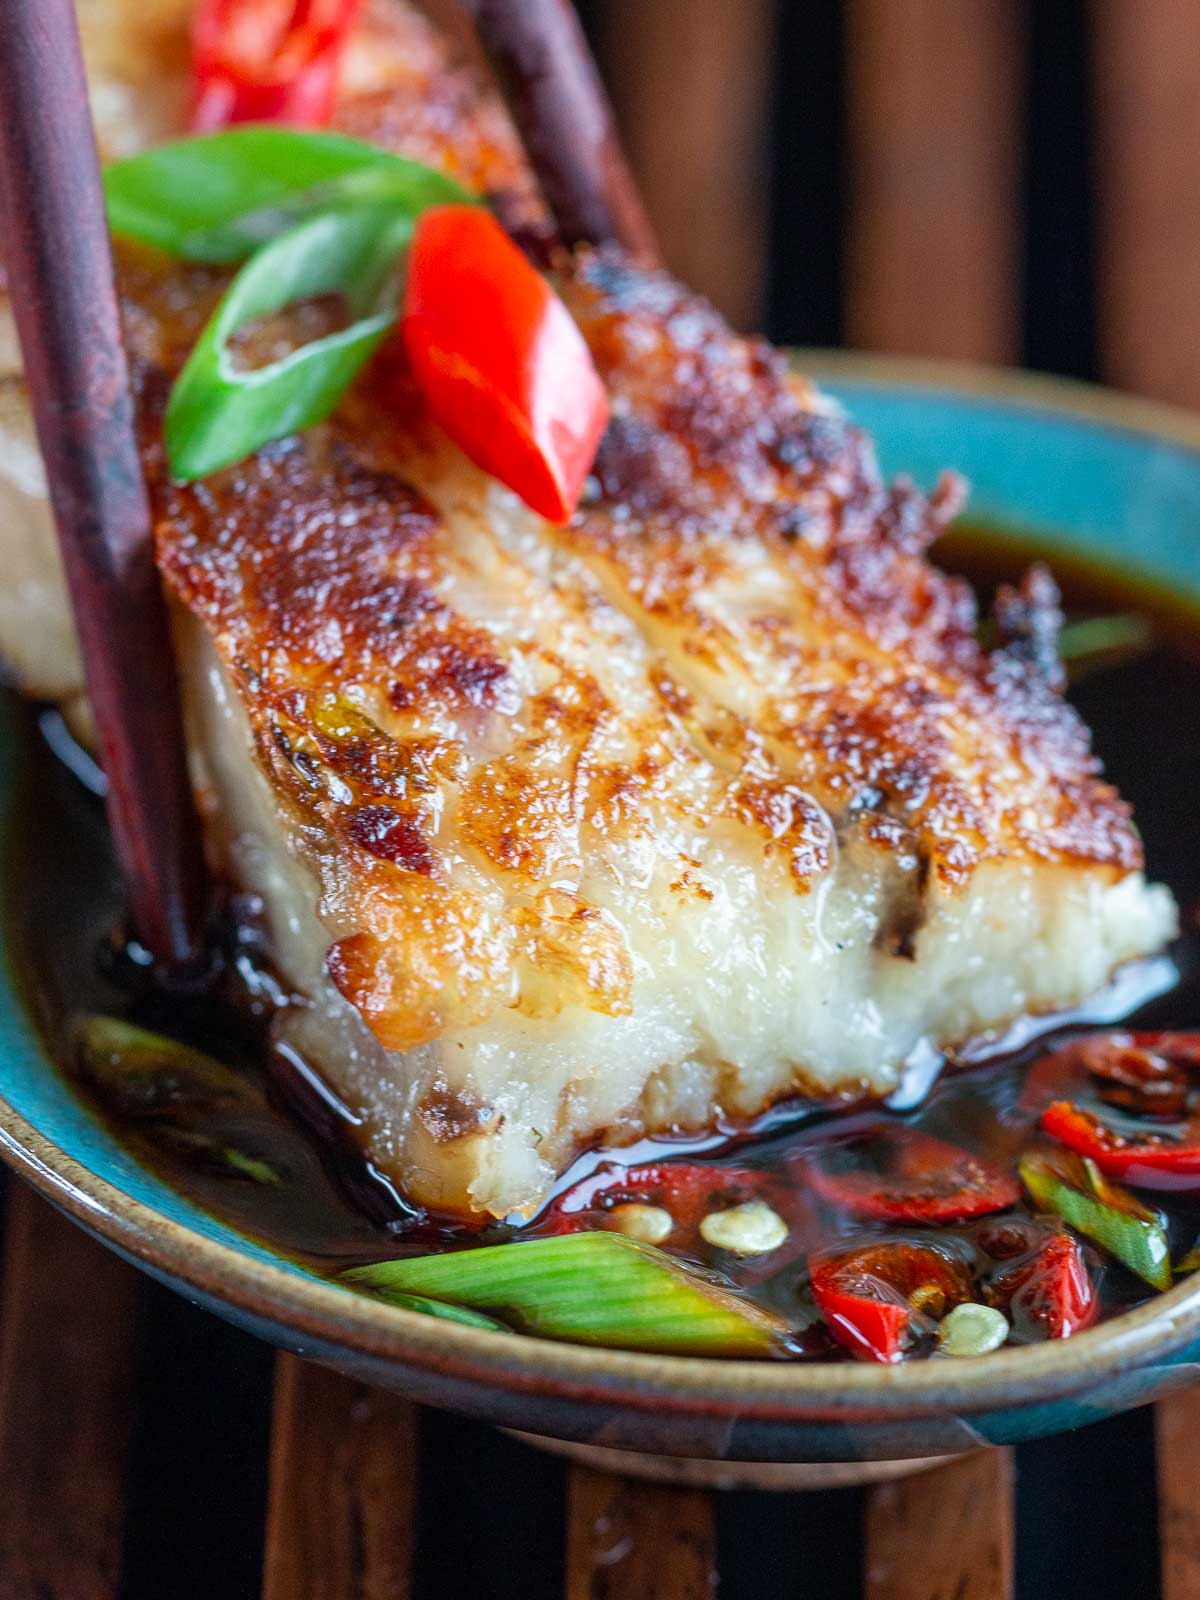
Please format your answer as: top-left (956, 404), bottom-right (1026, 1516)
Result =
top-left (541, 1161), bottom-right (771, 1243)
top-left (1041, 1101), bottom-right (1200, 1190)
top-left (809, 1241), bottom-right (973, 1364)
top-left (985, 1230), bottom-right (1098, 1340)
top-left (400, 207), bottom-right (609, 523)
top-left (190, 0), bottom-right (361, 131)
top-left (803, 1122), bottom-right (1021, 1222)
top-left (1024, 1032), bottom-right (1200, 1118)
top-left (537, 1157), bottom-right (814, 1286)
top-left (973, 1214), bottom-right (1053, 1261)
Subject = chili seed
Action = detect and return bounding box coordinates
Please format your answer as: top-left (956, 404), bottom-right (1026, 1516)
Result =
top-left (909, 1283), bottom-right (948, 1318)
top-left (606, 1203), bottom-right (674, 1244)
top-left (699, 1201), bottom-right (788, 1256)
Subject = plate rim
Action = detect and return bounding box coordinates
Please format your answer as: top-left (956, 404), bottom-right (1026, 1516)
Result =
top-left (796, 349), bottom-right (1200, 453)
top-left (4, 353), bottom-right (1200, 1430)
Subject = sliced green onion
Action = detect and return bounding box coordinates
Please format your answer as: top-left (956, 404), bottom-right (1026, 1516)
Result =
top-left (1020, 1149), bottom-right (1171, 1290)
top-left (975, 610), bottom-right (1153, 680)
top-left (219, 1147), bottom-right (283, 1185)
top-left (343, 1232), bottom-right (791, 1356)
top-left (1058, 612), bottom-right (1153, 681)
top-left (380, 1292), bottom-right (509, 1332)
top-left (157, 1128), bottom-right (284, 1185)
top-left (165, 204), bottom-right (408, 481)
top-left (104, 128), bottom-right (473, 263)
top-left (75, 1014), bottom-right (258, 1117)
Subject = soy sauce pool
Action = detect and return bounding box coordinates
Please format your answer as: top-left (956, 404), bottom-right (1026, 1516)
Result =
top-left (9, 526), bottom-right (1200, 1359)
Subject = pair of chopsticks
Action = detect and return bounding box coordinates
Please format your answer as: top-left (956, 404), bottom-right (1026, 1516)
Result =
top-left (0, 0), bottom-right (658, 978)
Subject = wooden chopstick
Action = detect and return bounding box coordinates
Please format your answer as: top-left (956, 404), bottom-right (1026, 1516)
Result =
top-left (458, 0), bottom-right (661, 264)
top-left (0, 0), bottom-right (206, 972)
top-left (1094, 0), bottom-right (1200, 410)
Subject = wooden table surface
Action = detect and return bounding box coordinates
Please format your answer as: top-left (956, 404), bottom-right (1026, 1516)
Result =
top-left (0, 1169), bottom-right (1177, 1600)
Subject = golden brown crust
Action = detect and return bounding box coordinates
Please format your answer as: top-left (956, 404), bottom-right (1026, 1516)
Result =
top-left (122, 3), bottom-right (1143, 1057)
top-left (559, 252), bottom-right (1141, 886)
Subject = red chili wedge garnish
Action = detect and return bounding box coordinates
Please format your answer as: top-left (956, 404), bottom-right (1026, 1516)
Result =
top-left (803, 1122), bottom-right (1021, 1223)
top-left (984, 1228), bottom-right (1098, 1340)
top-left (1041, 1101), bottom-right (1200, 1190)
top-left (809, 1241), bottom-right (973, 1364)
top-left (401, 206), bottom-right (609, 523)
top-left (190, 0), bottom-right (361, 131)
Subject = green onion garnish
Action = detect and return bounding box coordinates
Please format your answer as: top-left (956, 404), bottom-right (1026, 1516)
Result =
top-left (379, 1293), bottom-right (509, 1332)
top-left (218, 1146), bottom-right (283, 1185)
top-left (75, 1016), bottom-right (288, 1183)
top-left (1020, 1149), bottom-right (1171, 1290)
top-left (104, 127), bottom-right (472, 263)
top-left (1057, 612), bottom-right (1153, 681)
top-left (164, 204), bottom-right (408, 481)
top-left (343, 1232), bottom-right (791, 1356)
top-left (157, 1129), bottom-right (284, 1186)
top-left (976, 610), bottom-right (1152, 680)
top-left (74, 1014), bottom-right (258, 1116)
top-left (102, 129), bottom-right (483, 481)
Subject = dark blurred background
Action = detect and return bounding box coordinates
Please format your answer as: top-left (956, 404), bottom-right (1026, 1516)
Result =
top-left (572, 0), bottom-right (1197, 411)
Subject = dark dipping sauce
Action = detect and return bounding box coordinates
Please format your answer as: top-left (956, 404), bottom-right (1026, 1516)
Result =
top-left (9, 525), bottom-right (1200, 1360)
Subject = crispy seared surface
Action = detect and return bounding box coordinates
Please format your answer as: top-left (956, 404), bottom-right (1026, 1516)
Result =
top-left (108, 0), bottom-right (1147, 1060)
top-left (4, 0), bottom-right (1163, 1216)
top-left (126, 231), bottom-right (1144, 1047)
top-left (564, 257), bottom-right (1144, 885)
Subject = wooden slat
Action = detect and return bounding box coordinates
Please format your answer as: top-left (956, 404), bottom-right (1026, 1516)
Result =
top-left (863, 1449), bottom-right (1014, 1600)
top-left (599, 0), bottom-right (775, 329)
top-left (0, 1182), bottom-right (142, 1599)
top-left (844, 0), bottom-right (1023, 363)
top-left (262, 1353), bottom-right (419, 1600)
top-left (1156, 1391), bottom-right (1200, 1600)
top-left (1094, 13), bottom-right (1200, 1586)
top-left (565, 1466), bottom-right (716, 1599)
top-left (841, 102), bottom-right (1018, 1462)
top-left (1094, 0), bottom-right (1200, 410)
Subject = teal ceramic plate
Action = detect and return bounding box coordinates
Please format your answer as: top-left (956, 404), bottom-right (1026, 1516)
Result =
top-left (2, 356), bottom-right (1200, 1466)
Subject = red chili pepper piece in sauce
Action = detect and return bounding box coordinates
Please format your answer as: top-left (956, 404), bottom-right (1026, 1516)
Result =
top-left (809, 1241), bottom-right (973, 1364)
top-left (983, 1228), bottom-right (1098, 1340)
top-left (803, 1122), bottom-right (1021, 1223)
top-left (1024, 1031), bottom-right (1200, 1120)
top-left (400, 206), bottom-right (609, 523)
top-left (1083, 1035), bottom-right (1200, 1117)
top-left (541, 1161), bottom-right (775, 1245)
top-left (1041, 1100), bottom-right (1200, 1189)
top-left (191, 0), bottom-right (361, 131)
